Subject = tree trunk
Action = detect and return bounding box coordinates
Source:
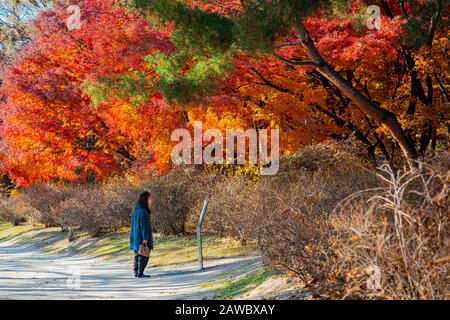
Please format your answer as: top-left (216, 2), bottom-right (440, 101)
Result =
top-left (295, 22), bottom-right (418, 160)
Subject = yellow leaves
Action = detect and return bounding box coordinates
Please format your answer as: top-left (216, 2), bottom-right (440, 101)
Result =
top-left (9, 187), bottom-right (19, 197)
top-left (373, 82), bottom-right (384, 90)
top-left (96, 140), bottom-right (106, 148)
top-left (437, 36), bottom-right (448, 46)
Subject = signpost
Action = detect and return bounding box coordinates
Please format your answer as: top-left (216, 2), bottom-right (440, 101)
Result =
top-left (197, 199), bottom-right (209, 271)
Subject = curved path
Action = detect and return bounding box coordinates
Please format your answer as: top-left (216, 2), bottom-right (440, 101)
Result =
top-left (0, 241), bottom-right (259, 300)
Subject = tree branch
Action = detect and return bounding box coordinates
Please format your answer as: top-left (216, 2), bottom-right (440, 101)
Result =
top-left (274, 41), bottom-right (301, 48)
top-left (296, 21), bottom-right (417, 159)
top-left (271, 51), bottom-right (319, 67)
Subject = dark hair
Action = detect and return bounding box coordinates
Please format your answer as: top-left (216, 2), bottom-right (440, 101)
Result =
top-left (138, 191), bottom-right (151, 209)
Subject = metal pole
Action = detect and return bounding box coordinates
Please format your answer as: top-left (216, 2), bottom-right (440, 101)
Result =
top-left (197, 199), bottom-right (209, 271)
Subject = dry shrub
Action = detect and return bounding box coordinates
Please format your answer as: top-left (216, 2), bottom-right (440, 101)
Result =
top-left (51, 182), bottom-right (139, 237)
top-left (142, 167), bottom-right (218, 235)
top-left (331, 152), bottom-right (449, 299)
top-left (11, 179), bottom-right (140, 236)
top-left (196, 174), bottom-right (250, 239)
top-left (1, 193), bottom-right (45, 226)
top-left (0, 195), bottom-right (26, 225)
top-left (7, 168), bottom-right (218, 236)
top-left (53, 190), bottom-right (105, 237)
top-left (20, 184), bottom-right (72, 228)
top-left (203, 142), bottom-right (379, 284)
top-left (101, 181), bottom-right (140, 229)
top-left (246, 180), bottom-right (334, 284)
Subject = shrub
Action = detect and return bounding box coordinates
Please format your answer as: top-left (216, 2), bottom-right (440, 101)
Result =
top-left (53, 191), bottom-right (105, 237)
top-left (193, 174), bottom-right (251, 239)
top-left (101, 181), bottom-right (140, 230)
top-left (203, 142), bottom-right (379, 284)
top-left (20, 184), bottom-right (72, 228)
top-left (9, 178), bottom-right (140, 236)
top-left (245, 149), bottom-right (378, 284)
top-left (7, 169), bottom-right (218, 236)
top-left (0, 195), bottom-right (25, 226)
top-left (330, 152), bottom-right (450, 299)
top-left (142, 167), bottom-right (218, 235)
top-left (49, 182), bottom-right (140, 237)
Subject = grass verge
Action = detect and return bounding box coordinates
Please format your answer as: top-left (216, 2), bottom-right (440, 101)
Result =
top-left (200, 261), bottom-right (278, 299)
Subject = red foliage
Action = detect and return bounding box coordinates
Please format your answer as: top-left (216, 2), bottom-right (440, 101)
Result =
top-left (0, 0), bottom-right (180, 185)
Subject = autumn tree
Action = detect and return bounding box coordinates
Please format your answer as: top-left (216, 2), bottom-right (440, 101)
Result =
top-left (0, 0), bottom-right (180, 185)
top-left (124, 0), bottom-right (449, 161)
top-left (1, 0), bottom-right (448, 185)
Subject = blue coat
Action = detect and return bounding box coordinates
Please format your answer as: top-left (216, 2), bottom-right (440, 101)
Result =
top-left (129, 202), bottom-right (153, 251)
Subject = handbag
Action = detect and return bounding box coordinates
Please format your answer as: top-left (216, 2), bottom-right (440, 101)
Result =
top-left (138, 244), bottom-right (150, 257)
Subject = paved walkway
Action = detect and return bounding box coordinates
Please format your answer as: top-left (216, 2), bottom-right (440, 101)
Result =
top-left (0, 241), bottom-right (258, 300)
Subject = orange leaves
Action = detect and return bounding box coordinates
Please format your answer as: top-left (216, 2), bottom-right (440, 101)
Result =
top-left (0, 0), bottom-right (176, 185)
top-left (1, 0), bottom-right (447, 185)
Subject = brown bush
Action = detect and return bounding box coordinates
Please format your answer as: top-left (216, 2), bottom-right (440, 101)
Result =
top-left (0, 195), bottom-right (26, 226)
top-left (9, 179), bottom-right (139, 236)
top-left (201, 142), bottom-right (379, 284)
top-left (251, 147), bottom-right (377, 283)
top-left (330, 152), bottom-right (450, 299)
top-left (101, 181), bottom-right (140, 230)
top-left (20, 184), bottom-right (72, 228)
top-left (205, 145), bottom-right (448, 299)
top-left (53, 190), bottom-right (106, 237)
top-left (194, 174), bottom-right (251, 239)
top-left (142, 167), bottom-right (218, 235)
top-left (49, 182), bottom-right (140, 237)
top-left (15, 168), bottom-right (219, 237)
top-left (4, 168), bottom-right (218, 236)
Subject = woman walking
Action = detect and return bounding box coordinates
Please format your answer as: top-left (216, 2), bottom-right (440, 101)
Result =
top-left (130, 191), bottom-right (153, 278)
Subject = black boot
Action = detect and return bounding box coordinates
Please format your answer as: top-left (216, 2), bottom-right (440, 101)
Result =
top-left (137, 253), bottom-right (150, 278)
top-left (137, 274), bottom-right (150, 278)
top-left (133, 251), bottom-right (139, 278)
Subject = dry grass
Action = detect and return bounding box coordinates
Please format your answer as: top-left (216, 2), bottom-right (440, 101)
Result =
top-left (331, 152), bottom-right (449, 299)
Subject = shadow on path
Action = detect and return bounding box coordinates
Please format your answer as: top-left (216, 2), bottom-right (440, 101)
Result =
top-left (0, 241), bottom-right (261, 300)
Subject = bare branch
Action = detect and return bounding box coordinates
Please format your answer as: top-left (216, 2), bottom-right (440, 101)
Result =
top-left (271, 51), bottom-right (319, 67)
top-left (274, 41), bottom-right (301, 48)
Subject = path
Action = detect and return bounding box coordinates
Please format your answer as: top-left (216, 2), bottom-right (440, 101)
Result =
top-left (0, 240), bottom-right (259, 300)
